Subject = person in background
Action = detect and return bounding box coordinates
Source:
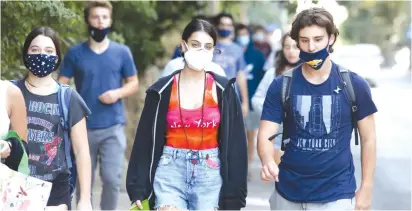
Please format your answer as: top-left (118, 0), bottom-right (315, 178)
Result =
top-left (234, 23), bottom-right (265, 179)
top-left (126, 19), bottom-right (247, 210)
top-left (0, 80), bottom-right (28, 171)
top-left (252, 33), bottom-right (300, 164)
top-left (58, 1), bottom-right (138, 210)
top-left (213, 12), bottom-right (249, 117)
top-left (252, 25), bottom-right (272, 60)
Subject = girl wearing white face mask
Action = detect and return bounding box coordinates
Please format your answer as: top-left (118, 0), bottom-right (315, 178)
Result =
top-left (127, 19), bottom-right (248, 211)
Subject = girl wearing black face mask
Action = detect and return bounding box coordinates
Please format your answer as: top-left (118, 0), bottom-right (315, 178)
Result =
top-left (252, 33), bottom-right (301, 164)
top-left (12, 27), bottom-right (92, 211)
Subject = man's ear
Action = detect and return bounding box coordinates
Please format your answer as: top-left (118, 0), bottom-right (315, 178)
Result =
top-left (328, 34), bottom-right (336, 46)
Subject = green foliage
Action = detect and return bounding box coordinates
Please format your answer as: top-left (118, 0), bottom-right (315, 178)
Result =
top-left (110, 1), bottom-right (204, 74)
top-left (339, 1), bottom-right (411, 66)
top-left (1, 1), bottom-right (204, 80)
top-left (340, 1), bottom-right (410, 44)
top-left (1, 1), bottom-right (84, 79)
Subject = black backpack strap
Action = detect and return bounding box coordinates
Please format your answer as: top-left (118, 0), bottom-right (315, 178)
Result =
top-left (338, 65), bottom-right (359, 146)
top-left (267, 66), bottom-right (297, 151)
top-left (280, 68), bottom-right (294, 151)
top-left (281, 69), bottom-right (293, 109)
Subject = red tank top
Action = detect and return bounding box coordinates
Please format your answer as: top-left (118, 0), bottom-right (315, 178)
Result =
top-left (165, 73), bottom-right (220, 149)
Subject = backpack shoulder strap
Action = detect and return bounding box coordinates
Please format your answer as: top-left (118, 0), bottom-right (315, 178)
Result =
top-left (58, 84), bottom-right (73, 129)
top-left (57, 83), bottom-right (74, 168)
top-left (279, 66), bottom-right (297, 151)
top-left (337, 65), bottom-right (360, 146)
top-left (338, 66), bottom-right (356, 106)
top-left (281, 68), bottom-right (294, 109)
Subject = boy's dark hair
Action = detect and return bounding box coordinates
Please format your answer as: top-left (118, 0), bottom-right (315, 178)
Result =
top-left (214, 12), bottom-right (234, 26)
top-left (84, 1), bottom-right (113, 24)
top-left (235, 23), bottom-right (249, 34)
top-left (253, 25), bottom-right (266, 33)
top-left (290, 7), bottom-right (339, 53)
top-left (22, 27), bottom-right (61, 71)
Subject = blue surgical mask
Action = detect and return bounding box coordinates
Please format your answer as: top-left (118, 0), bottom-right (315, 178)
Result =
top-left (26, 54), bottom-right (57, 77)
top-left (299, 46), bottom-right (329, 70)
top-left (236, 35), bottom-right (250, 47)
top-left (253, 33), bottom-right (265, 42)
top-left (217, 29), bottom-right (232, 38)
top-left (88, 26), bottom-right (110, 42)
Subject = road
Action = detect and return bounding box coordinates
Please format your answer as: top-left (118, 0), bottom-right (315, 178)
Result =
top-left (81, 68), bottom-right (411, 210)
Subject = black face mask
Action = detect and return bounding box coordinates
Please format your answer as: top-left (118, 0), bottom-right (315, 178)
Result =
top-left (26, 54), bottom-right (57, 77)
top-left (88, 26), bottom-right (110, 42)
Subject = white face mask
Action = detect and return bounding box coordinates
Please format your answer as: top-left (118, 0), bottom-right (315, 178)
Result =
top-left (183, 43), bottom-right (213, 71)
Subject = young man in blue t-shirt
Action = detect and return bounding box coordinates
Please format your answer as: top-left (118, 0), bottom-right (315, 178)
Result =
top-left (58, 1), bottom-right (138, 210)
top-left (257, 8), bottom-right (377, 210)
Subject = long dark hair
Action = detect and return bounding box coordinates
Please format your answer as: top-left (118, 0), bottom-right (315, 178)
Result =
top-left (182, 19), bottom-right (217, 45)
top-left (22, 26), bottom-right (61, 71)
top-left (275, 33), bottom-right (293, 76)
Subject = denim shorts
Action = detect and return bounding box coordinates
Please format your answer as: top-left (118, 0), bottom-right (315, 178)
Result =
top-left (153, 146), bottom-right (223, 210)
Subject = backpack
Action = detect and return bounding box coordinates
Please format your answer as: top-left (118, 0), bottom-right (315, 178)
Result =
top-left (274, 65), bottom-right (359, 151)
top-left (11, 79), bottom-right (77, 196)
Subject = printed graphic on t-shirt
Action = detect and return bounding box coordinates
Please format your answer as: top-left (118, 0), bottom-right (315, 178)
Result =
top-left (293, 95), bottom-right (341, 151)
top-left (27, 100), bottom-right (64, 181)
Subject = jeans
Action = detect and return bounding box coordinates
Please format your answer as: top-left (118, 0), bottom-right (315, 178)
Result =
top-left (153, 146), bottom-right (222, 210)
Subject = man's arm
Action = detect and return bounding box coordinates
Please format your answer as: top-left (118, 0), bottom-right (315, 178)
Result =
top-left (358, 114), bottom-right (376, 189)
top-left (236, 71), bottom-right (249, 115)
top-left (355, 113), bottom-right (376, 210)
top-left (116, 46), bottom-right (139, 99)
top-left (116, 75), bottom-right (139, 99)
top-left (350, 73), bottom-right (378, 210)
top-left (257, 77), bottom-right (284, 182)
top-left (257, 120), bottom-right (279, 165)
top-left (98, 75), bottom-right (139, 105)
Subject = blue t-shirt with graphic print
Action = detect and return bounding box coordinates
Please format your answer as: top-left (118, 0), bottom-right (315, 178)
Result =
top-left (261, 62), bottom-right (377, 203)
